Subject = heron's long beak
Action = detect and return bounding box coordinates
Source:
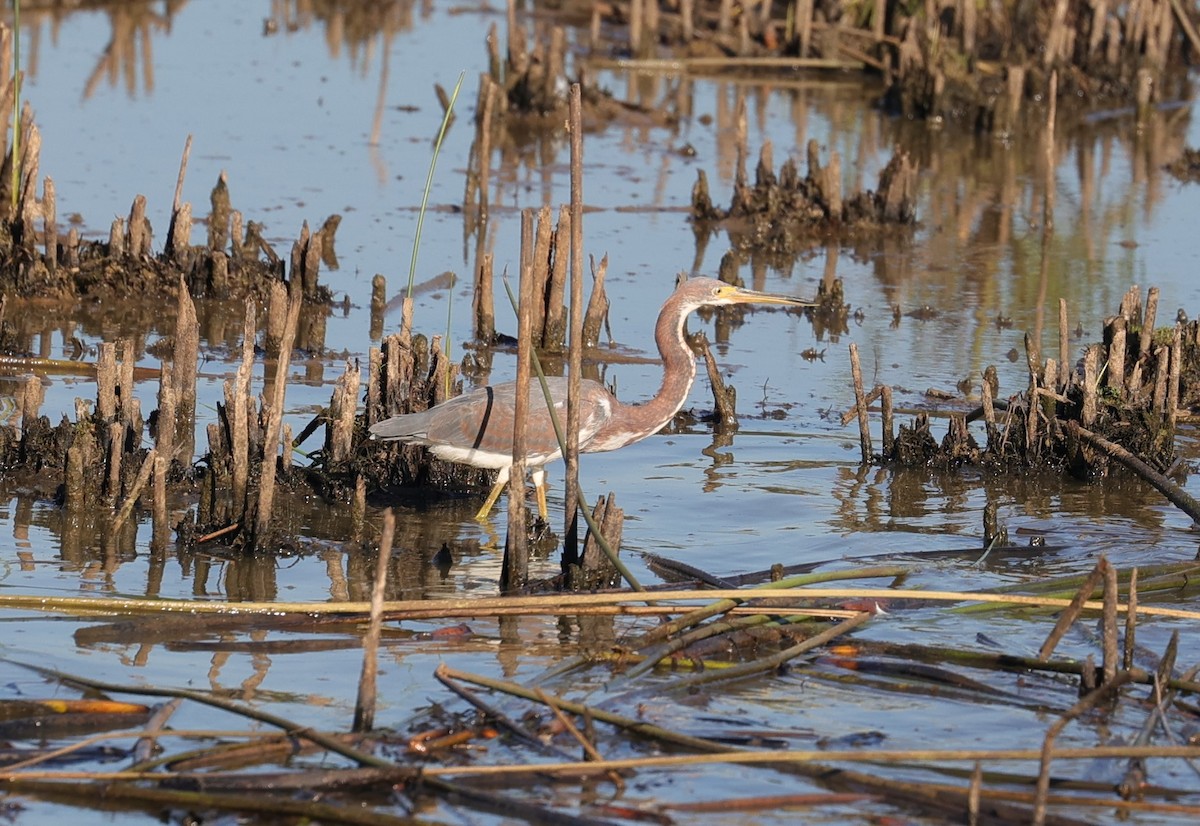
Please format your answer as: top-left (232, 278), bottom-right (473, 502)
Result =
top-left (723, 284), bottom-right (817, 307)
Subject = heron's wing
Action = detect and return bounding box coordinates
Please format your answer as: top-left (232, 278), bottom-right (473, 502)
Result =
top-left (372, 378), bottom-right (609, 460)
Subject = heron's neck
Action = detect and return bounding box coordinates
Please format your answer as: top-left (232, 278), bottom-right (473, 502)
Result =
top-left (599, 307), bottom-right (697, 449)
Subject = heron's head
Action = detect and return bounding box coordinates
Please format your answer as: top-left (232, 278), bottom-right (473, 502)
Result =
top-left (676, 276), bottom-right (816, 311)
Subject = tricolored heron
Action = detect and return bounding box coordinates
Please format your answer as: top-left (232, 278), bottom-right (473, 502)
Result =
top-left (368, 277), bottom-right (813, 519)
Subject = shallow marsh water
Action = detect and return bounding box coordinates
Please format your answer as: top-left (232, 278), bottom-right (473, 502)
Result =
top-left (1, 1), bottom-right (1200, 823)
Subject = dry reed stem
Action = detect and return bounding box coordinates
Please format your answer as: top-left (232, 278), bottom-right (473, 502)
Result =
top-left (1168, 324), bottom-right (1182, 432)
top-left (1124, 568), bottom-right (1139, 671)
top-left (880, 385), bottom-right (894, 457)
top-left (3, 586), bottom-right (1197, 622)
top-left (254, 279), bottom-right (302, 546)
top-left (111, 448), bottom-right (157, 533)
top-left (171, 276), bottom-right (199, 461)
top-left (849, 343), bottom-right (871, 461)
top-left (105, 421), bottom-right (123, 504)
top-left (1102, 558), bottom-right (1120, 684)
top-left (1141, 287), bottom-right (1160, 361)
top-left (416, 742), bottom-right (1200, 779)
top-left (230, 302), bottom-right (255, 515)
top-left (96, 343), bottom-right (116, 421)
top-left (1038, 558), bottom-right (1108, 661)
top-left (501, 215), bottom-right (535, 591)
top-left (529, 205), bottom-right (552, 337)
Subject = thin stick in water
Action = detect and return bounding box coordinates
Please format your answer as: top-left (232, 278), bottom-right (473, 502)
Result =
top-left (849, 343), bottom-right (871, 462)
top-left (565, 83), bottom-right (584, 559)
top-left (502, 214), bottom-right (535, 591)
top-left (354, 509), bottom-right (394, 733)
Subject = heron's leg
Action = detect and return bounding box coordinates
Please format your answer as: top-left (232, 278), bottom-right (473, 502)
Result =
top-left (531, 468), bottom-right (548, 520)
top-left (474, 467), bottom-right (509, 521)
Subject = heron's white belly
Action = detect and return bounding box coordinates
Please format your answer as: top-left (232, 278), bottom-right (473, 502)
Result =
top-left (431, 444), bottom-right (562, 469)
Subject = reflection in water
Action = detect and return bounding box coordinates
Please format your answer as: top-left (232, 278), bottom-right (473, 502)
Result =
top-left (459, 62), bottom-right (1196, 390)
top-left (826, 461), bottom-right (1178, 548)
top-left (0, 481), bottom-right (502, 603)
top-left (80, 3), bottom-right (172, 100)
top-left (700, 430), bottom-right (733, 494)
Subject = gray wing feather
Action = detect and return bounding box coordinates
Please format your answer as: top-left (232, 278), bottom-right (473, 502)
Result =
top-left (368, 378), bottom-right (607, 457)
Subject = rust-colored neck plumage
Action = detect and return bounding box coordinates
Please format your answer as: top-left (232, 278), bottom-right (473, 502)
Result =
top-left (589, 290), bottom-right (698, 450)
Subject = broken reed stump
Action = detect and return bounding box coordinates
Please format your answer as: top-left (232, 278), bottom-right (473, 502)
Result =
top-left (194, 279), bottom-right (307, 552)
top-left (501, 238), bottom-right (538, 593)
top-left (878, 0), bottom-right (1196, 130)
top-left (80, 289), bottom-right (203, 529)
top-left (695, 332), bottom-right (738, 430)
top-left (493, 0), bottom-right (570, 120)
top-left (576, 493), bottom-right (624, 590)
top-left (846, 285), bottom-right (1198, 500)
top-left (692, 133), bottom-right (918, 261)
top-left (462, 1), bottom-right (669, 214)
top-left (580, 254), bottom-right (610, 349)
top-left (470, 204), bottom-right (594, 354)
top-left (532, 491), bottom-right (625, 593)
top-left (253, 276), bottom-right (304, 548)
top-left (0, 323), bottom-right (180, 535)
top-left (0, 92), bottom-right (340, 307)
top-left (359, 324), bottom-right (492, 500)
